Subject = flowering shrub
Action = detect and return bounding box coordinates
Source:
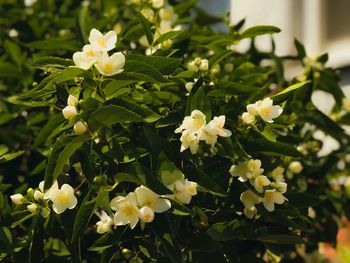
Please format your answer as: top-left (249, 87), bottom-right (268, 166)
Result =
top-left (1, 0), bottom-right (350, 262)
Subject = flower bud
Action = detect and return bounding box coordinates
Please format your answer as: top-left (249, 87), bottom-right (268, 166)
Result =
top-left (27, 203), bottom-right (37, 213)
top-left (10, 193), bottom-right (24, 205)
top-left (199, 59), bottom-right (209, 71)
top-left (185, 82), bottom-right (194, 92)
top-left (62, 106), bottom-right (78, 120)
top-left (194, 57), bottom-right (202, 65)
top-left (138, 206), bottom-right (154, 223)
top-left (289, 161), bottom-right (303, 174)
top-left (67, 95), bottom-right (79, 107)
top-left (73, 121), bottom-right (88, 135)
top-left (242, 112), bottom-right (255, 124)
top-left (224, 63), bottom-right (234, 73)
top-left (34, 190), bottom-right (44, 200)
top-left (187, 61), bottom-right (198, 72)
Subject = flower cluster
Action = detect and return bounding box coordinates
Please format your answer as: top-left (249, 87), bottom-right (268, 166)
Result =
top-left (161, 169), bottom-right (198, 204)
top-left (73, 28), bottom-right (125, 76)
top-left (10, 181), bottom-right (77, 216)
top-left (95, 170), bottom-right (198, 233)
top-left (242, 97), bottom-right (283, 124)
top-left (187, 57), bottom-right (209, 73)
top-left (95, 186), bottom-right (170, 233)
top-left (230, 160), bottom-right (287, 218)
top-left (175, 110), bottom-right (232, 154)
top-left (62, 95), bottom-right (88, 135)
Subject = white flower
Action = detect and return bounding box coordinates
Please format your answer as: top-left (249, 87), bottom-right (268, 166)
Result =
top-left (111, 193), bottom-right (139, 229)
top-left (262, 189), bottom-right (285, 212)
top-left (138, 206), bottom-right (155, 223)
top-left (27, 203), bottom-right (37, 213)
top-left (270, 166), bottom-right (285, 183)
top-left (50, 184), bottom-right (78, 214)
top-left (229, 163), bottom-right (248, 182)
top-left (38, 180), bottom-right (59, 200)
top-left (198, 131), bottom-right (218, 148)
top-left (185, 82), bottom-right (194, 92)
top-left (67, 95), bottom-right (79, 107)
top-left (73, 121), bottom-right (88, 135)
top-left (252, 175), bottom-right (271, 193)
top-left (179, 130), bottom-right (199, 154)
top-left (8, 29), bottom-right (19, 38)
top-left (175, 110), bottom-right (206, 134)
top-left (242, 112), bottom-right (255, 124)
top-left (73, 44), bottom-right (101, 70)
top-left (288, 161), bottom-right (303, 174)
top-left (168, 180), bottom-right (197, 204)
top-left (62, 106), bottom-right (78, 120)
top-left (134, 186), bottom-right (171, 213)
top-left (240, 190), bottom-right (260, 209)
top-left (246, 159), bottom-right (264, 179)
top-left (94, 52), bottom-right (125, 76)
top-left (203, 116), bottom-right (232, 138)
top-left (257, 98), bottom-right (283, 123)
top-left (246, 102), bottom-right (259, 115)
top-left (88, 28), bottom-right (117, 52)
top-left (10, 193), bottom-right (24, 205)
top-left (151, 0), bottom-right (164, 9)
top-left (159, 6), bottom-right (178, 22)
top-left (95, 210), bottom-right (114, 234)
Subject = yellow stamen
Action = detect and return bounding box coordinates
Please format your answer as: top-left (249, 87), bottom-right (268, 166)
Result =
top-left (98, 38), bottom-right (106, 47)
top-left (122, 206), bottom-right (135, 216)
top-left (86, 50), bottom-right (95, 57)
top-left (103, 63), bottom-right (113, 73)
top-left (59, 193), bottom-right (68, 204)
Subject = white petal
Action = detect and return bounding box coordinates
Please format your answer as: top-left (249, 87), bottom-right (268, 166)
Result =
top-left (154, 198), bottom-right (171, 213)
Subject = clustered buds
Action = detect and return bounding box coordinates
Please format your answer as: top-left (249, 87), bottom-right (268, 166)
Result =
top-left (230, 160), bottom-right (287, 218)
top-left (175, 110), bottom-right (232, 154)
top-left (242, 97), bottom-right (283, 124)
top-left (73, 28), bottom-right (125, 76)
top-left (187, 57), bottom-right (209, 72)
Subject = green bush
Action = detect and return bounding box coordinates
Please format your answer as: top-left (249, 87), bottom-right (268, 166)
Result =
top-left (1, 0), bottom-right (350, 262)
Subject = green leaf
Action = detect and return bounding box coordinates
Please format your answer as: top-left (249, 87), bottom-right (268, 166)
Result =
top-left (104, 80), bottom-right (135, 100)
top-left (33, 113), bottom-right (65, 148)
top-left (207, 220), bottom-right (252, 241)
top-left (191, 87), bottom-right (211, 120)
top-left (31, 56), bottom-right (74, 69)
top-left (25, 38), bottom-right (79, 51)
top-left (209, 81), bottom-right (257, 96)
top-left (154, 30), bottom-right (183, 45)
top-left (286, 192), bottom-right (321, 209)
top-left (123, 60), bottom-right (168, 83)
top-left (90, 105), bottom-right (143, 125)
top-left (294, 38), bottom-right (307, 58)
top-left (71, 190), bottom-right (97, 243)
top-left (239, 25), bottom-right (281, 39)
top-left (0, 151), bottom-right (25, 164)
top-left (257, 234), bottom-right (305, 244)
top-left (126, 54), bottom-right (181, 75)
top-left (138, 12), bottom-right (154, 45)
top-left (271, 81), bottom-right (310, 103)
top-left (209, 50), bottom-right (233, 68)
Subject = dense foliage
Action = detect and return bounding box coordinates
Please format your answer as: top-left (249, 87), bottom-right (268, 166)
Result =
top-left (1, 0), bottom-right (350, 262)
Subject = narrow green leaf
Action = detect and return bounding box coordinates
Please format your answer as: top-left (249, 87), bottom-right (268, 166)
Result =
top-left (154, 30), bottom-right (183, 45)
top-left (239, 25), bottom-right (281, 39)
top-left (138, 13), bottom-right (153, 45)
top-left (272, 81), bottom-right (310, 103)
top-left (0, 151), bottom-right (25, 164)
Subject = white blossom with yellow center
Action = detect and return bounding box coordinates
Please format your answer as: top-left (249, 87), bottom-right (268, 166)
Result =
top-left (246, 159), bottom-right (264, 179)
top-left (159, 6), bottom-right (178, 22)
top-left (88, 28), bottom-right (117, 52)
top-left (261, 189), bottom-right (285, 212)
top-left (252, 175), bottom-right (271, 193)
top-left (167, 179), bottom-right (198, 204)
top-left (257, 98), bottom-right (283, 123)
top-left (203, 116), bottom-right (232, 138)
top-left (37, 180), bottom-right (59, 200)
top-left (134, 185), bottom-right (171, 213)
top-left (175, 110), bottom-right (207, 134)
top-left (229, 162), bottom-right (248, 182)
top-left (50, 184), bottom-right (78, 214)
top-left (73, 44), bottom-right (101, 70)
top-left (111, 193), bottom-right (139, 229)
top-left (94, 52), bottom-right (125, 76)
